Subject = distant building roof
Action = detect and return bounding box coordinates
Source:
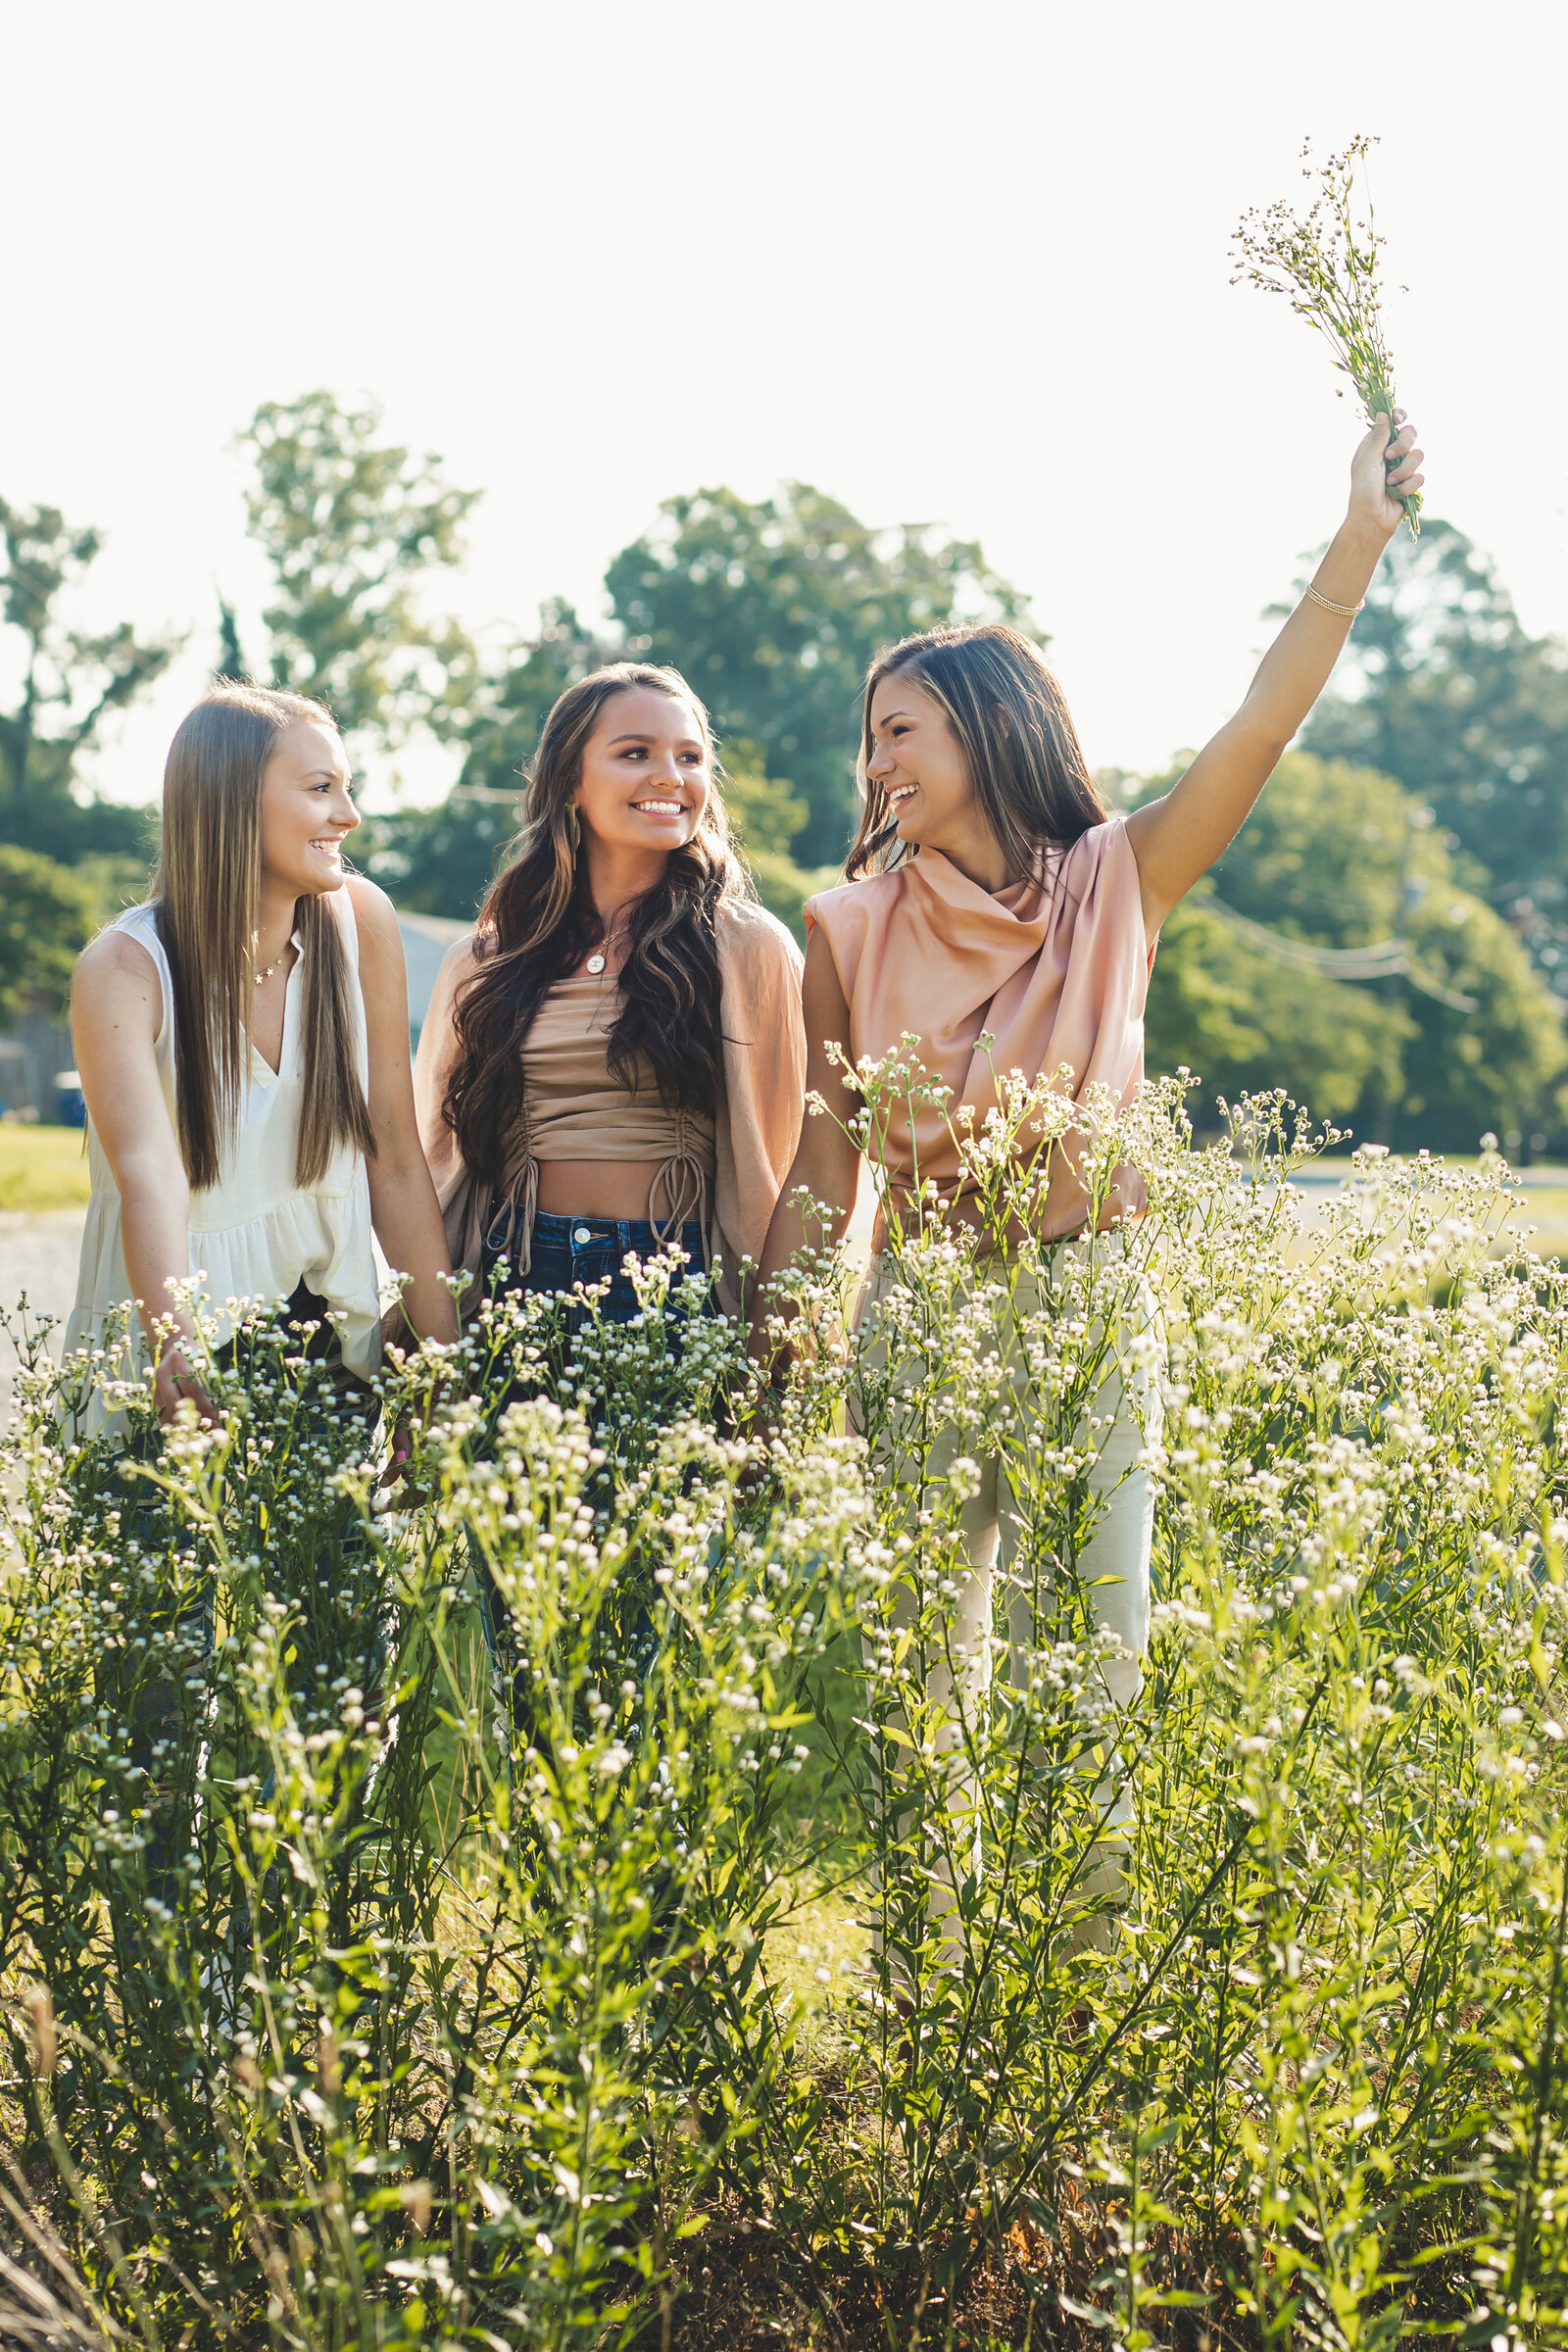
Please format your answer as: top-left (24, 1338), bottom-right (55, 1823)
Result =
top-left (398, 911), bottom-right (471, 1036)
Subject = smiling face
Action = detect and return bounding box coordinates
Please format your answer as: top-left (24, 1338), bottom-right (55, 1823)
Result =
top-left (572, 685), bottom-right (710, 856)
top-left (258, 718), bottom-right (359, 897)
top-left (865, 667), bottom-right (983, 858)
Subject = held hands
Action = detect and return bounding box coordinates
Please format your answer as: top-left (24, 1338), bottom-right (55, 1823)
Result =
top-left (154, 1338), bottom-right (217, 1429)
top-left (1349, 410), bottom-right (1425, 541)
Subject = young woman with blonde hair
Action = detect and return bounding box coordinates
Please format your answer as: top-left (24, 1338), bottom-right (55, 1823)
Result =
top-left (68, 683), bottom-right (457, 1429)
top-left (754, 414), bottom-right (1426, 1922)
top-left (415, 661), bottom-right (804, 1348)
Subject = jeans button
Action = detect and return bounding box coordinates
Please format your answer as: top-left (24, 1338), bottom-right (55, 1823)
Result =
top-left (572, 1226), bottom-right (592, 1246)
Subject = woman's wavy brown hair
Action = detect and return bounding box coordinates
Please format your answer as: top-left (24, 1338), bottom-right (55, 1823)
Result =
top-left (154, 685), bottom-right (375, 1192)
top-left (443, 663), bottom-right (750, 1191)
top-left (845, 622), bottom-right (1107, 882)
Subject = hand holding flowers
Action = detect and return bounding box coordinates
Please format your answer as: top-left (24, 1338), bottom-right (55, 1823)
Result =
top-left (1235, 135), bottom-right (1425, 538)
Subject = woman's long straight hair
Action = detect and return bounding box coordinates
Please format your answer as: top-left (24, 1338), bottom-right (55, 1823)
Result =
top-left (154, 685), bottom-right (375, 1192)
top-left (845, 622), bottom-right (1108, 882)
top-left (443, 663), bottom-right (750, 1192)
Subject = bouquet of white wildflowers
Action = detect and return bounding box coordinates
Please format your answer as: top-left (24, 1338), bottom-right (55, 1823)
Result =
top-left (1234, 134), bottom-right (1422, 537)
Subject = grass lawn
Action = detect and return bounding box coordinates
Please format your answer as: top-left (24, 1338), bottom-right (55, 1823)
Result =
top-left (1498, 1166), bottom-right (1568, 1258)
top-left (1285, 1154), bottom-right (1568, 1260)
top-left (3, 1124), bottom-right (1564, 1249)
top-left (0, 1124), bottom-right (92, 1211)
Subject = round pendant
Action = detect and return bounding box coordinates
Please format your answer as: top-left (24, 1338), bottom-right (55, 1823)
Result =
top-left (586, 953), bottom-right (607, 974)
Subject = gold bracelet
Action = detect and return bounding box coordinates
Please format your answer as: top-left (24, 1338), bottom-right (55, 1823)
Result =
top-left (1303, 582), bottom-right (1365, 618)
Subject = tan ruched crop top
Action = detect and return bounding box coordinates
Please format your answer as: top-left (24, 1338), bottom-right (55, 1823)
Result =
top-left (416, 898), bottom-right (808, 1321)
top-left (482, 970), bottom-right (717, 1273)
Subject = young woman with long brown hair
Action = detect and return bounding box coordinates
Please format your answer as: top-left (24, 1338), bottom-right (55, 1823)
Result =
top-left (415, 662), bottom-right (805, 1347)
top-left (67, 684), bottom-right (457, 1430)
top-left (754, 413), bottom-right (1426, 1924)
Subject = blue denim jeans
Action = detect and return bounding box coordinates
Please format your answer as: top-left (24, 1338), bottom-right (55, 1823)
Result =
top-left (481, 1210), bottom-right (710, 1326)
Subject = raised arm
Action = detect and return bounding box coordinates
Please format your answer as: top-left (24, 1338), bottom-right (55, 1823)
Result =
top-left (1125, 413), bottom-right (1425, 936)
top-left (750, 926), bottom-right (862, 1349)
top-left (348, 879), bottom-right (459, 1347)
top-left (72, 930), bottom-right (215, 1424)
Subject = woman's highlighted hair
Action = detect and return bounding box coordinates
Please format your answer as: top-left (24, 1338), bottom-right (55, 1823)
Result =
top-left (847, 622), bottom-right (1107, 881)
top-left (155, 684), bottom-right (374, 1192)
top-left (444, 662), bottom-right (749, 1191)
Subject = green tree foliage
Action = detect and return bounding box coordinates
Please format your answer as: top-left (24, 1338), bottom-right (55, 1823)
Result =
top-left (215, 593), bottom-right (248, 683)
top-left (0, 843), bottom-right (100, 1020)
top-left (1302, 516), bottom-right (1568, 965)
top-left (454, 598), bottom-right (613, 802)
top-left (0, 497), bottom-right (175, 863)
top-left (239, 391), bottom-right (480, 747)
top-left (1400, 885), bottom-right (1566, 1149)
top-left (1143, 751), bottom-right (1567, 1149)
top-left (606, 482), bottom-right (1038, 861)
top-left (1146, 891), bottom-right (1407, 1127)
top-left (718, 738), bottom-right (837, 944)
top-left (359, 600), bottom-right (612, 920)
top-left (719, 738), bottom-right (807, 858)
top-left (362, 653), bottom-right (845, 940)
top-left (357, 787), bottom-right (514, 924)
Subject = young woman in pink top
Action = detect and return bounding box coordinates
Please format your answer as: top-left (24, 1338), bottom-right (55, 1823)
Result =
top-left (755, 413), bottom-right (1425, 1854)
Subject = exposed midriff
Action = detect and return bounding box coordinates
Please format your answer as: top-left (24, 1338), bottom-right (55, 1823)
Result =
top-left (480, 969), bottom-right (717, 1267)
top-left (534, 1156), bottom-right (707, 1220)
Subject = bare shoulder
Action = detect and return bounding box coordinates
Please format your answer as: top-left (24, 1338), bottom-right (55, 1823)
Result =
top-left (1118, 798), bottom-right (1162, 854)
top-left (73, 927), bottom-right (164, 1064)
top-left (437, 930), bottom-right (483, 992)
top-left (73, 924), bottom-right (160, 1004)
top-left (344, 874), bottom-right (404, 951)
top-left (439, 928), bottom-right (482, 974)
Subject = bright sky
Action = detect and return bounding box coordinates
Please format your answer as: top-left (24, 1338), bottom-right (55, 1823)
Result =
top-left (4, 0), bottom-right (1565, 814)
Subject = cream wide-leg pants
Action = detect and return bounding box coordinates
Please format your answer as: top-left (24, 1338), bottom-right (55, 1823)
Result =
top-left (852, 1232), bottom-right (1163, 1947)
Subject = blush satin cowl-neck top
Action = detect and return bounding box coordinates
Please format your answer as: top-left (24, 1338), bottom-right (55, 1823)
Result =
top-left (804, 815), bottom-right (1156, 1240)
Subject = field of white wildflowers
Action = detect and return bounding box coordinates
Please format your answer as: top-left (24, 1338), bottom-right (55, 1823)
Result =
top-left (2, 1065), bottom-right (1567, 2352)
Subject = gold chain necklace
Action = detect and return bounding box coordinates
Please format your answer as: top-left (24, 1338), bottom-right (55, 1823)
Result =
top-left (584, 916), bottom-right (631, 976)
top-left (253, 942), bottom-right (292, 987)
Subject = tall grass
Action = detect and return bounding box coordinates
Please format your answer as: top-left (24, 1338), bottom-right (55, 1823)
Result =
top-left (2, 1070), bottom-right (1567, 2346)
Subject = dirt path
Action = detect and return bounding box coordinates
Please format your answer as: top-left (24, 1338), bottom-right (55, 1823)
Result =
top-left (0, 1209), bottom-right (85, 1419)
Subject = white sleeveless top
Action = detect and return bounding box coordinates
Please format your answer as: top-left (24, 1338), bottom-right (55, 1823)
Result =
top-left (65, 895), bottom-right (382, 1428)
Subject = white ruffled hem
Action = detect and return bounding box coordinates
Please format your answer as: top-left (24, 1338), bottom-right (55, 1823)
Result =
top-left (64, 1181), bottom-right (382, 1437)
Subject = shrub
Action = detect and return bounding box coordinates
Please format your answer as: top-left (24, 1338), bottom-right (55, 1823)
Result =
top-left (3, 1073), bottom-right (1568, 2347)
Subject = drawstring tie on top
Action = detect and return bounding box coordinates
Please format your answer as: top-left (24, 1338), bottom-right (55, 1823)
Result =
top-left (483, 1114), bottom-right (713, 1279)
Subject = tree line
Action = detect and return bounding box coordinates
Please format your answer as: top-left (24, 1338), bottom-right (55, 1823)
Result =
top-left (3, 391), bottom-right (1566, 1153)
